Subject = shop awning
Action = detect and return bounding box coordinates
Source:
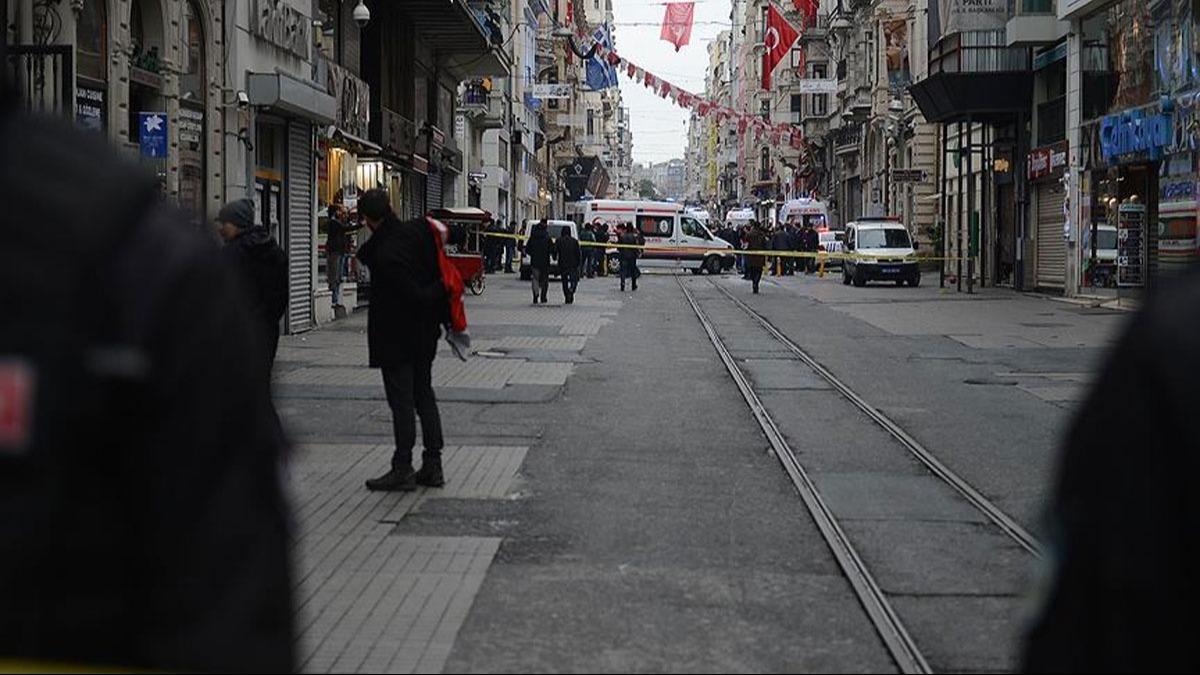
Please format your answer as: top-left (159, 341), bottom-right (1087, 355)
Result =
top-left (327, 126), bottom-right (382, 154)
top-left (401, 0), bottom-right (513, 78)
top-left (248, 72), bottom-right (336, 124)
top-left (909, 72), bottom-right (1032, 124)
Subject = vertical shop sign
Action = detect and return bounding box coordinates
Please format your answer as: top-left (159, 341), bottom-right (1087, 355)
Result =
top-left (1117, 202), bottom-right (1146, 287)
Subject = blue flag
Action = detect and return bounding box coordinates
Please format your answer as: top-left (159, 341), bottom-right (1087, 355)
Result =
top-left (585, 23), bottom-right (618, 91)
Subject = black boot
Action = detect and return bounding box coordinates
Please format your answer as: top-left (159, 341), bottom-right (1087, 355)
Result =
top-left (414, 458), bottom-right (445, 488)
top-left (366, 466), bottom-right (417, 492)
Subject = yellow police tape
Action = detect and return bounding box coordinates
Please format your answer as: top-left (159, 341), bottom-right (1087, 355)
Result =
top-left (478, 230), bottom-right (963, 263)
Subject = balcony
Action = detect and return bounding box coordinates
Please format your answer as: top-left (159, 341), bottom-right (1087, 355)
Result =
top-left (459, 81), bottom-right (490, 111)
top-left (1006, 0), bottom-right (1069, 46)
top-left (910, 30), bottom-right (1033, 124)
top-left (400, 0), bottom-right (512, 78)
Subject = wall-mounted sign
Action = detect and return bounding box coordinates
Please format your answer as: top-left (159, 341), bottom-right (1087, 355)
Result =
top-left (138, 112), bottom-right (168, 158)
top-left (796, 79), bottom-right (838, 94)
top-left (890, 168), bottom-right (927, 183)
top-left (251, 0), bottom-right (312, 60)
top-left (75, 86), bottom-right (105, 132)
top-left (179, 107), bottom-right (204, 148)
top-left (1027, 140), bottom-right (1068, 180)
top-left (320, 58), bottom-right (369, 138)
top-left (530, 83), bottom-right (573, 99)
top-left (1117, 203), bottom-right (1145, 287)
top-left (1100, 109), bottom-right (1173, 165)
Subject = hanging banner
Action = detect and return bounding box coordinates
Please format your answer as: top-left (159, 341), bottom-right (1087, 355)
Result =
top-left (796, 79), bottom-right (838, 94)
top-left (941, 0), bottom-right (1008, 34)
top-left (884, 19), bottom-right (911, 90)
top-left (660, 3), bottom-right (695, 52)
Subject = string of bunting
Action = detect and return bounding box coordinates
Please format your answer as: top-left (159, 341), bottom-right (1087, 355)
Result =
top-left (572, 24), bottom-right (809, 154)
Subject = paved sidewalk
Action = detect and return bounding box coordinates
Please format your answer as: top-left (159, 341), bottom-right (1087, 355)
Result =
top-left (275, 277), bottom-right (621, 673)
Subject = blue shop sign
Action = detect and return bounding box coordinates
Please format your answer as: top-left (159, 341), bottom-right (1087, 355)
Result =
top-left (1100, 109), bottom-right (1173, 165)
top-left (138, 112), bottom-right (168, 158)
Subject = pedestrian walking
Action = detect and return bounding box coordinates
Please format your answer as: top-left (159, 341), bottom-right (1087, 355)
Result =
top-left (503, 219), bottom-right (517, 273)
top-left (593, 219), bottom-right (610, 276)
top-left (556, 227), bottom-right (582, 304)
top-left (526, 219), bottom-right (552, 304)
top-left (802, 222), bottom-right (820, 275)
top-left (618, 223), bottom-right (642, 292)
top-left (744, 221), bottom-right (767, 294)
top-left (0, 110), bottom-right (294, 672)
top-left (771, 225), bottom-right (791, 276)
top-left (217, 198), bottom-right (288, 370)
top-left (325, 204), bottom-right (354, 309)
top-left (355, 189), bottom-right (448, 492)
top-left (579, 223), bottom-right (596, 278)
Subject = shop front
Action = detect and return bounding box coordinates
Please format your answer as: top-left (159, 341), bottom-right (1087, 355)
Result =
top-left (1073, 0), bottom-right (1200, 296)
top-left (247, 72), bottom-right (336, 334)
top-left (1029, 140), bottom-right (1070, 290)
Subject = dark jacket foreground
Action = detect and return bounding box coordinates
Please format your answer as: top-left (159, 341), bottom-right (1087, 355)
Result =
top-left (0, 111), bottom-right (294, 672)
top-left (1023, 270), bottom-right (1200, 673)
top-left (525, 225), bottom-right (552, 271)
top-left (221, 227), bottom-right (287, 365)
top-left (556, 233), bottom-right (581, 271)
top-left (744, 229), bottom-right (767, 268)
top-left (357, 214), bottom-right (446, 367)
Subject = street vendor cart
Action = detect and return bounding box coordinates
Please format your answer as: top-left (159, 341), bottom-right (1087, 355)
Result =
top-left (427, 207), bottom-right (491, 295)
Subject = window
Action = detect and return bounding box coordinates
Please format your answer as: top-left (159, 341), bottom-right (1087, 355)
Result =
top-left (791, 47), bottom-right (804, 68)
top-left (637, 215), bottom-right (675, 238)
top-left (791, 94), bottom-right (803, 124)
top-left (812, 63), bottom-right (828, 117)
top-left (760, 147), bottom-right (770, 173)
top-left (587, 108), bottom-right (595, 136)
top-left (681, 217), bottom-right (710, 239)
top-left (760, 99), bottom-right (770, 120)
top-left (77, 0), bottom-right (107, 82)
top-left (857, 228), bottom-right (912, 249)
top-left (499, 138), bottom-right (509, 170)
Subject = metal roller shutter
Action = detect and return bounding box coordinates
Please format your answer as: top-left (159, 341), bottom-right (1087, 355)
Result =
top-left (286, 121), bottom-right (314, 333)
top-left (1035, 181), bottom-right (1066, 289)
top-left (426, 169), bottom-right (443, 211)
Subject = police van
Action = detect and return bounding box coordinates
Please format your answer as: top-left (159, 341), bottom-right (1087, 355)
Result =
top-left (580, 200), bottom-right (734, 275)
top-left (842, 218), bottom-right (921, 287)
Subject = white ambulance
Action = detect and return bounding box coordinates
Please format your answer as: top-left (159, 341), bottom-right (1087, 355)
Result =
top-left (580, 200), bottom-right (735, 275)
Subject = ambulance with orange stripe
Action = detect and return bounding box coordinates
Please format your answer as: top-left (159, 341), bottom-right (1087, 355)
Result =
top-left (579, 200), bottom-right (735, 275)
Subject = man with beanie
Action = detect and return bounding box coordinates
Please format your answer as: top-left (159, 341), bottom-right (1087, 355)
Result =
top-left (217, 198), bottom-right (288, 369)
top-left (355, 189), bottom-right (448, 491)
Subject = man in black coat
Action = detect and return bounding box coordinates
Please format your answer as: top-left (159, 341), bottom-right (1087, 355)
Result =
top-left (324, 204), bottom-right (354, 308)
top-left (217, 198), bottom-right (288, 370)
top-left (1023, 271), bottom-right (1200, 673)
top-left (526, 219), bottom-right (552, 304)
top-left (801, 223), bottom-right (821, 275)
top-left (355, 190), bottom-right (448, 491)
top-left (0, 110), bottom-right (293, 672)
top-left (556, 228), bottom-right (582, 304)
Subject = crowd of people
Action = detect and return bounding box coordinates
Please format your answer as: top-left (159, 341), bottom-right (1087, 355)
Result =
top-left (713, 219), bottom-right (824, 289)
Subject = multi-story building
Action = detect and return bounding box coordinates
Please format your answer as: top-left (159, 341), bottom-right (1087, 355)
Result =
top-left (6, 0), bottom-right (511, 330)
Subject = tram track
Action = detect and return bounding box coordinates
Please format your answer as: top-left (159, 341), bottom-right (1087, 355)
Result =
top-left (677, 275), bottom-right (1045, 674)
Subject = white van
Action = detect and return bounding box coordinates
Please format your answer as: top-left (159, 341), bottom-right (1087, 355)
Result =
top-left (581, 200), bottom-right (734, 275)
top-left (518, 219), bottom-right (578, 280)
top-left (778, 198), bottom-right (831, 230)
top-left (842, 219), bottom-right (920, 287)
top-left (724, 208), bottom-right (755, 229)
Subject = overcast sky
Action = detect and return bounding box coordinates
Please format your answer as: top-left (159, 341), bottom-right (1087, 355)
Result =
top-left (610, 0), bottom-right (733, 165)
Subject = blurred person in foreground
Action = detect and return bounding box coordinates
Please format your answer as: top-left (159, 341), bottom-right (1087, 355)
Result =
top-left (1023, 271), bottom-right (1200, 673)
top-left (0, 109), bottom-right (294, 670)
top-left (355, 190), bottom-right (448, 491)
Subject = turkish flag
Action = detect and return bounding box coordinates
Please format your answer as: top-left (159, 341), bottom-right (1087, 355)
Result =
top-left (791, 0), bottom-right (818, 29)
top-left (660, 3), bottom-right (695, 52)
top-left (762, 4), bottom-right (800, 90)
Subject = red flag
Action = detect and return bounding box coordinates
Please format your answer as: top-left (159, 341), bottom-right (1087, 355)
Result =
top-left (627, 62), bottom-right (637, 78)
top-left (791, 0), bottom-right (818, 29)
top-left (644, 72), bottom-right (657, 88)
top-left (660, 3), bottom-right (695, 52)
top-left (762, 4), bottom-right (800, 90)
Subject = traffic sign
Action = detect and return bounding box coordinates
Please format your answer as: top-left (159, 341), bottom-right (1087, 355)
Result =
top-left (138, 112), bottom-right (168, 158)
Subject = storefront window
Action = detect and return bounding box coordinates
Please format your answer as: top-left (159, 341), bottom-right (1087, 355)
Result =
top-left (76, 0), bottom-right (107, 82)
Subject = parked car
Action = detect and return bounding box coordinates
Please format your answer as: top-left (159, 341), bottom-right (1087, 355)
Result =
top-left (842, 219), bottom-right (920, 287)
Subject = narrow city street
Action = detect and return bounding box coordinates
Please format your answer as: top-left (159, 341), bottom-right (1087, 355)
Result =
top-left (275, 269), bottom-right (1129, 674)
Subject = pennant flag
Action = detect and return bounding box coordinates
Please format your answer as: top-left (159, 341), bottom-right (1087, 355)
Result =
top-left (792, 0), bottom-right (818, 29)
top-left (762, 3), bottom-right (800, 90)
top-left (660, 3), bottom-right (695, 52)
top-left (644, 72), bottom-right (657, 88)
top-left (585, 23), bottom-right (619, 91)
top-left (626, 62), bottom-right (637, 78)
